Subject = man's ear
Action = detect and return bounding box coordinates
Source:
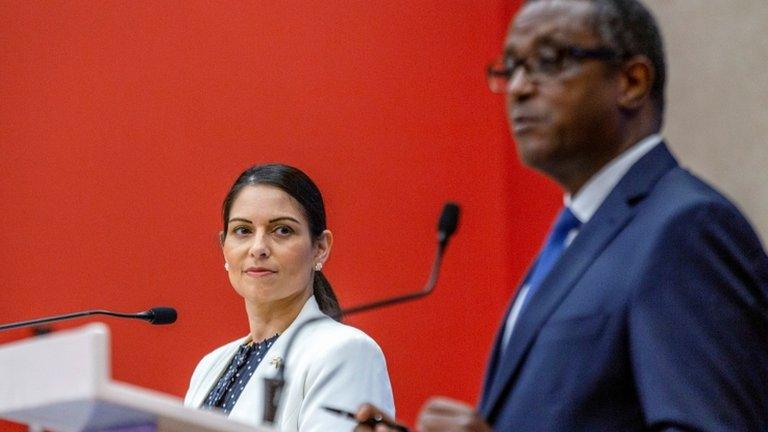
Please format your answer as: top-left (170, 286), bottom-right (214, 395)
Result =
top-left (314, 230), bottom-right (333, 265)
top-left (618, 55), bottom-right (654, 111)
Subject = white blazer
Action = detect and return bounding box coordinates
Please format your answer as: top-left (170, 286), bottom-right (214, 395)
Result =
top-left (184, 296), bottom-right (395, 432)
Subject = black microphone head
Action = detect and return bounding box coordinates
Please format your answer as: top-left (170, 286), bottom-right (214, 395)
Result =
top-left (438, 202), bottom-right (460, 240)
top-left (147, 307), bottom-right (177, 325)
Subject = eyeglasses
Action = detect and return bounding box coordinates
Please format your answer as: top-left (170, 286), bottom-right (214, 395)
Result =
top-left (486, 45), bottom-right (618, 94)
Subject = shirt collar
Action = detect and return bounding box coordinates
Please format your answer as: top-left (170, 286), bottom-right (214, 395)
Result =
top-left (565, 134), bottom-right (663, 223)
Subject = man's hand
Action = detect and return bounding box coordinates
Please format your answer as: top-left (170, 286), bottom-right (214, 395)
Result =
top-left (416, 397), bottom-right (492, 432)
top-left (353, 398), bottom-right (491, 432)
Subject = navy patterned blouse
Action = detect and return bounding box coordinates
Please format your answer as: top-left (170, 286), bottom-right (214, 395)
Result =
top-left (201, 334), bottom-right (279, 414)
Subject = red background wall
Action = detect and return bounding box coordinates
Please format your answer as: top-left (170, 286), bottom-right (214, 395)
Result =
top-left (0, 1), bottom-right (561, 429)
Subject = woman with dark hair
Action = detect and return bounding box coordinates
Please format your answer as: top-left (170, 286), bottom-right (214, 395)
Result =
top-left (184, 164), bottom-right (394, 431)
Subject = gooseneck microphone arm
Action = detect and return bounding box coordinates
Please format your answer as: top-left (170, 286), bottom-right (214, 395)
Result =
top-left (261, 202), bottom-right (460, 425)
top-left (0, 306), bottom-right (178, 332)
top-left (339, 201), bottom-right (459, 318)
top-left (338, 235), bottom-right (446, 316)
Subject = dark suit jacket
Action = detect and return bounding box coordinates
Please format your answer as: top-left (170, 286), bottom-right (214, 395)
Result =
top-left (479, 144), bottom-right (768, 431)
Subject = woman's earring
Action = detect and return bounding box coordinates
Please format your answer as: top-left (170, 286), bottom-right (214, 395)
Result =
top-left (314, 262), bottom-right (323, 271)
top-left (224, 262), bottom-right (230, 271)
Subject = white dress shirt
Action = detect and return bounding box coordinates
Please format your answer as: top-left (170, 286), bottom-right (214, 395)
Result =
top-left (500, 134), bottom-right (663, 350)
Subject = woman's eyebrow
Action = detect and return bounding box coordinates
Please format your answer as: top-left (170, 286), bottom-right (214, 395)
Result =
top-left (269, 216), bottom-right (300, 224)
top-left (227, 216), bottom-right (300, 225)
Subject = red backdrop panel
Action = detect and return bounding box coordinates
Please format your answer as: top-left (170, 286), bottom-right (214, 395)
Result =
top-left (0, 1), bottom-right (561, 429)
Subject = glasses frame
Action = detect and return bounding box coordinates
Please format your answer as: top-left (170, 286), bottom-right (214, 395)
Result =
top-left (486, 45), bottom-right (619, 94)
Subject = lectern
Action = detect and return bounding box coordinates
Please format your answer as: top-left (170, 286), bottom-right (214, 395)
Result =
top-left (0, 323), bottom-right (274, 432)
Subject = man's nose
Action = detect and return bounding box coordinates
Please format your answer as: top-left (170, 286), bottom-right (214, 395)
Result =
top-left (507, 67), bottom-right (535, 99)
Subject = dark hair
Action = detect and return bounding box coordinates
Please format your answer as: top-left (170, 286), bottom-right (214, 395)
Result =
top-left (525, 0), bottom-right (666, 116)
top-left (221, 163), bottom-right (342, 320)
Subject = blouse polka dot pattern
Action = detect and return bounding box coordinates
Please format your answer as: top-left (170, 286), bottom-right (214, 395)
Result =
top-left (201, 334), bottom-right (279, 414)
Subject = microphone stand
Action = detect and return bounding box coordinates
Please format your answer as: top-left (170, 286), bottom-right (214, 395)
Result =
top-left (262, 203), bottom-right (459, 425)
top-left (0, 307), bottom-right (177, 332)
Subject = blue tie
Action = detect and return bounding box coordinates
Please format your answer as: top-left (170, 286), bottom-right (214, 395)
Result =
top-left (520, 207), bottom-right (582, 310)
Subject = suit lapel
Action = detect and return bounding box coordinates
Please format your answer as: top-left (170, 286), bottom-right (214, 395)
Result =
top-left (189, 296), bottom-right (326, 419)
top-left (229, 296), bottom-right (326, 421)
top-left (189, 337), bottom-right (248, 408)
top-left (479, 259), bottom-right (541, 410)
top-left (481, 143), bottom-right (678, 420)
top-left (479, 292), bottom-right (520, 410)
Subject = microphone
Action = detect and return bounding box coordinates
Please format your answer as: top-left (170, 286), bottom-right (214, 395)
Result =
top-left (262, 202), bottom-right (460, 424)
top-left (0, 306), bottom-right (178, 332)
top-left (438, 202), bottom-right (460, 244)
top-left (139, 307), bottom-right (178, 325)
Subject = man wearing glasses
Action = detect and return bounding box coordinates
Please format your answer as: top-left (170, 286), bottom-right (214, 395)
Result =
top-left (356, 0), bottom-right (768, 430)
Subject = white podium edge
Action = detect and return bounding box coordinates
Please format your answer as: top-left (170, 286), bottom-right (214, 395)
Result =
top-left (0, 323), bottom-right (276, 432)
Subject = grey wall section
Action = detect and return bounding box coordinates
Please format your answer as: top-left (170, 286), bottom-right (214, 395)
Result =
top-left (643, 1), bottom-right (768, 242)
